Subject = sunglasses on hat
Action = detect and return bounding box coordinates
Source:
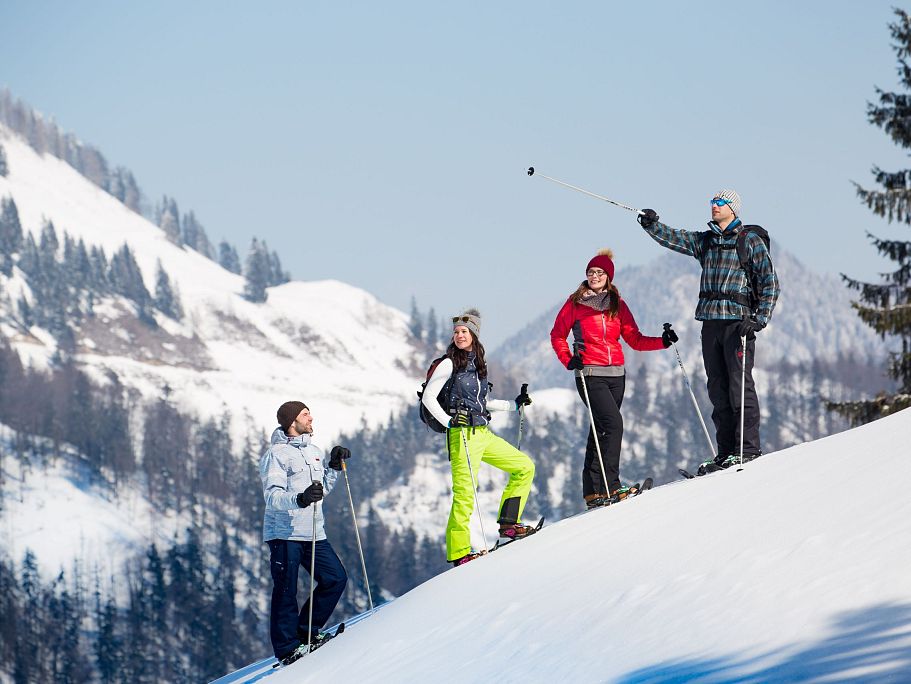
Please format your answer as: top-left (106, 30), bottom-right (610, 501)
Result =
top-left (452, 316), bottom-right (472, 324)
top-left (710, 198), bottom-right (733, 208)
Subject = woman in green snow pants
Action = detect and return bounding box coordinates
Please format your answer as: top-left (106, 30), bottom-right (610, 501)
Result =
top-left (421, 307), bottom-right (536, 566)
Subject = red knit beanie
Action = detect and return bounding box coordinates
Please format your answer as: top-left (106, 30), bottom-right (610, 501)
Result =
top-left (586, 248), bottom-right (615, 281)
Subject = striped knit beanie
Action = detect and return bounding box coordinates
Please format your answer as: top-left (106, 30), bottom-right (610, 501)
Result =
top-left (714, 189), bottom-right (742, 217)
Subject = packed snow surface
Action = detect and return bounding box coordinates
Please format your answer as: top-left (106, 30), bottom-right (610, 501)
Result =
top-left (217, 407), bottom-right (911, 683)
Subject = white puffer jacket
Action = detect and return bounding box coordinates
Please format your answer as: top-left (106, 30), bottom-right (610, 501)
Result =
top-left (260, 427), bottom-right (339, 542)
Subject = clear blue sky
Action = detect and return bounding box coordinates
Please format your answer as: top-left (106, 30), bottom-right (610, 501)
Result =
top-left (1, 1), bottom-right (906, 346)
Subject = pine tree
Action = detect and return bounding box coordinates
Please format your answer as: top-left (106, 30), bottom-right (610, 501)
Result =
top-left (0, 142), bottom-right (8, 177)
top-left (408, 296), bottom-right (424, 340)
top-left (218, 240), bottom-right (242, 274)
top-left (0, 196), bottom-right (23, 275)
top-left (830, 8), bottom-right (911, 425)
top-left (154, 259), bottom-right (184, 319)
top-left (158, 196), bottom-right (182, 245)
top-left (267, 246), bottom-right (290, 285)
top-left (94, 580), bottom-right (123, 683)
top-left (108, 166), bottom-right (142, 212)
top-left (181, 211), bottom-right (213, 258)
top-left (109, 243), bottom-right (155, 324)
top-left (243, 238), bottom-right (270, 302)
top-left (426, 307), bottom-right (439, 349)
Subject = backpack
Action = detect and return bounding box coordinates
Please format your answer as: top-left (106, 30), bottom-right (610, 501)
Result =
top-left (417, 356), bottom-right (453, 433)
top-left (700, 225), bottom-right (772, 311)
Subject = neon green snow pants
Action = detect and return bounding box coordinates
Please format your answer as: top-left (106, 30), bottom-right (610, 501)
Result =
top-left (445, 426), bottom-right (535, 562)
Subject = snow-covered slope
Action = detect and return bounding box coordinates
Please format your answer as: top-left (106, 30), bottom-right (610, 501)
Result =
top-left (0, 124), bottom-right (420, 442)
top-left (221, 407), bottom-right (911, 683)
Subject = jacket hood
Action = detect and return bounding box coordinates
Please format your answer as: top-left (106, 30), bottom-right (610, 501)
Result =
top-left (270, 427), bottom-right (312, 448)
top-left (707, 217), bottom-right (742, 236)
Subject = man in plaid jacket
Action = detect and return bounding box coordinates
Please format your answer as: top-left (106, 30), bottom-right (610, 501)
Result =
top-left (637, 190), bottom-right (779, 468)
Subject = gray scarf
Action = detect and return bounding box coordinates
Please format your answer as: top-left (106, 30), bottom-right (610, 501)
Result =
top-left (578, 290), bottom-right (613, 312)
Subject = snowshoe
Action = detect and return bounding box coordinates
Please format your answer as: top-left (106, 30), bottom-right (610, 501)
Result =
top-left (632, 477), bottom-right (653, 495)
top-left (697, 456), bottom-right (727, 476)
top-left (721, 453), bottom-right (761, 468)
top-left (309, 623), bottom-right (344, 652)
top-left (499, 522), bottom-right (538, 540)
top-left (585, 494), bottom-right (609, 509)
top-left (451, 551), bottom-right (483, 567)
top-left (278, 645), bottom-right (309, 667)
top-left (609, 484), bottom-right (635, 503)
top-left (275, 623), bottom-right (346, 667)
top-left (491, 516), bottom-right (545, 551)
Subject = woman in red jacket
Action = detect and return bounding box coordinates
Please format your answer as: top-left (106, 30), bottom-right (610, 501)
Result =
top-left (550, 249), bottom-right (677, 508)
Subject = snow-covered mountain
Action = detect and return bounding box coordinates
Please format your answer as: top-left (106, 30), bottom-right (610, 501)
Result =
top-left (0, 122), bottom-right (421, 444)
top-left (219, 406), bottom-right (911, 683)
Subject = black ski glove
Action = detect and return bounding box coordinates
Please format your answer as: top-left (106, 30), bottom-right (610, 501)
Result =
top-left (296, 481), bottom-right (323, 508)
top-left (449, 407), bottom-right (471, 428)
top-left (661, 324), bottom-right (678, 348)
top-left (638, 209), bottom-right (659, 228)
top-left (514, 383), bottom-right (532, 408)
top-left (328, 446), bottom-right (350, 470)
top-left (566, 354), bottom-right (584, 371)
top-left (736, 317), bottom-right (765, 337)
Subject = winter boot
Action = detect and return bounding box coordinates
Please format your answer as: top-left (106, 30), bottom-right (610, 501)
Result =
top-left (697, 455), bottom-right (729, 476)
top-left (499, 522), bottom-right (537, 539)
top-left (451, 552), bottom-right (482, 567)
top-left (722, 453), bottom-right (761, 468)
top-left (610, 485), bottom-right (632, 502)
top-left (279, 643), bottom-right (310, 667)
top-left (585, 493), bottom-right (609, 509)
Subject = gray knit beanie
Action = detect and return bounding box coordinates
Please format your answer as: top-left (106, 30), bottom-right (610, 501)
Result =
top-left (713, 189), bottom-right (742, 217)
top-left (452, 307), bottom-right (481, 339)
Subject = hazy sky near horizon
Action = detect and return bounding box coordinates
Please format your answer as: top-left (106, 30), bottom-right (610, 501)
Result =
top-left (1, 1), bottom-right (908, 346)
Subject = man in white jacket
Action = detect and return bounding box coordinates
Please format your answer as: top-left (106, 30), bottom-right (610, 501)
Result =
top-left (260, 400), bottom-right (350, 665)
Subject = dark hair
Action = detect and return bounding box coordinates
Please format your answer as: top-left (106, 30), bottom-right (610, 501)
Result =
top-left (445, 332), bottom-right (487, 378)
top-left (569, 279), bottom-right (621, 317)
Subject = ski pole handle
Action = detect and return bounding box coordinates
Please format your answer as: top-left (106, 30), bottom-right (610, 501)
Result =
top-left (517, 383), bottom-right (528, 450)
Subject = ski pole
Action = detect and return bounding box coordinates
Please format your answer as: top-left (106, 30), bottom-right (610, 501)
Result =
top-left (307, 481), bottom-right (319, 652)
top-left (578, 371), bottom-right (611, 501)
top-left (664, 323), bottom-right (715, 459)
top-left (516, 383), bottom-right (528, 450)
top-left (527, 167), bottom-right (642, 215)
top-left (739, 333), bottom-right (747, 469)
top-left (460, 427), bottom-right (489, 553)
top-left (340, 460), bottom-right (374, 612)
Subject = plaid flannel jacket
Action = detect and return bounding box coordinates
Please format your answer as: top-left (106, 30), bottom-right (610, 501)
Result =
top-left (643, 218), bottom-right (780, 326)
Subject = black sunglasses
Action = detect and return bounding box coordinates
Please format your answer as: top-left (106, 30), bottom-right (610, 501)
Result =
top-left (452, 316), bottom-right (472, 324)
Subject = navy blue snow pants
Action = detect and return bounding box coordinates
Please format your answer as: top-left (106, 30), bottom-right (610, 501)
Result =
top-left (267, 538), bottom-right (348, 660)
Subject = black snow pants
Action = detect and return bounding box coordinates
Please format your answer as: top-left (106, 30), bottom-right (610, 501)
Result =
top-left (701, 319), bottom-right (761, 457)
top-left (575, 373), bottom-right (626, 496)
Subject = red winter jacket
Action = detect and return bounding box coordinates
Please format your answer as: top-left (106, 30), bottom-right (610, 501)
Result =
top-left (550, 297), bottom-right (664, 368)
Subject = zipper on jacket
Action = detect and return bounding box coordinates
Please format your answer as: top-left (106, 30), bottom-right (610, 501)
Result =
top-left (601, 312), bottom-right (612, 365)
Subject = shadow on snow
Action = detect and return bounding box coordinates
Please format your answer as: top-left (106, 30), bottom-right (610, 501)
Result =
top-left (617, 602), bottom-right (911, 683)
